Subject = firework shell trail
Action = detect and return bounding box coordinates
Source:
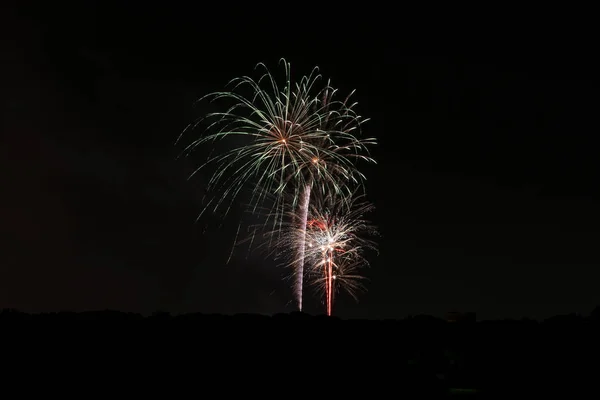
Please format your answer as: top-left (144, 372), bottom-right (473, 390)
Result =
top-left (295, 183), bottom-right (311, 311)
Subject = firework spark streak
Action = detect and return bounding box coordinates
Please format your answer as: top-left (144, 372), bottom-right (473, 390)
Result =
top-left (177, 59), bottom-right (376, 310)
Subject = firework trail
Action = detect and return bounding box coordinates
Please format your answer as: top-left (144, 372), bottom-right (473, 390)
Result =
top-left (177, 59), bottom-right (376, 310)
top-left (261, 190), bottom-right (378, 315)
top-left (296, 183), bottom-right (311, 311)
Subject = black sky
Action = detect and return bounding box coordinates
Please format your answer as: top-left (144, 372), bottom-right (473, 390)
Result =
top-left (2, 4), bottom-right (598, 319)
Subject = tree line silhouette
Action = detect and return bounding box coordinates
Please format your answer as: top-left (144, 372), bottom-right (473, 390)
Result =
top-left (3, 308), bottom-right (600, 396)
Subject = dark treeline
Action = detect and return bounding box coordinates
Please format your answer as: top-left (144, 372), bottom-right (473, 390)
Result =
top-left (3, 308), bottom-right (600, 396)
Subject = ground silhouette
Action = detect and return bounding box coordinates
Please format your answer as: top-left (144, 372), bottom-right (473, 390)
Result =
top-left (3, 308), bottom-right (600, 396)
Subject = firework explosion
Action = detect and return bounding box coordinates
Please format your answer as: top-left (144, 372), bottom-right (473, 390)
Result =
top-left (178, 59), bottom-right (377, 312)
top-left (263, 191), bottom-right (378, 315)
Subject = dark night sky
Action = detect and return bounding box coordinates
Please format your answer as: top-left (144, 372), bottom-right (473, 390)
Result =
top-left (2, 4), bottom-right (598, 319)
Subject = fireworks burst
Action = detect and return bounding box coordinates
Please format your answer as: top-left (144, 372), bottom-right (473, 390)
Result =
top-left (262, 191), bottom-right (378, 315)
top-left (177, 59), bottom-right (376, 311)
